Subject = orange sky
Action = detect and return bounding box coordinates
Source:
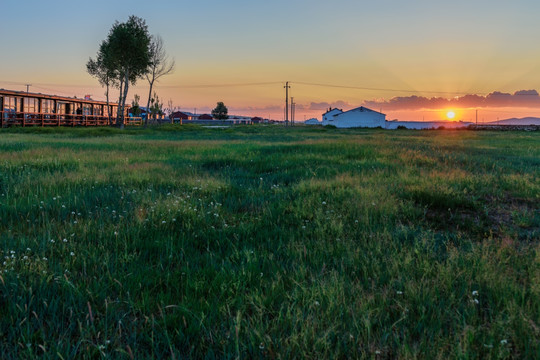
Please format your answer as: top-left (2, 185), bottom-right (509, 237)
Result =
top-left (2, 1), bottom-right (540, 122)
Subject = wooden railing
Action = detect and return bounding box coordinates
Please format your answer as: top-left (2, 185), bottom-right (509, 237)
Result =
top-left (0, 111), bottom-right (143, 128)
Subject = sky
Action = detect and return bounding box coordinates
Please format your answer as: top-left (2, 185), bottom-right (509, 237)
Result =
top-left (1, 0), bottom-right (540, 121)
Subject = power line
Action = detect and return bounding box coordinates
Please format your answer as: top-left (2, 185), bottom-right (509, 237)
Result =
top-left (292, 81), bottom-right (484, 96)
top-left (159, 81), bottom-right (283, 89)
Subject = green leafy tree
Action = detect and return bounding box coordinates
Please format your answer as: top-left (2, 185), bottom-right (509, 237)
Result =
top-left (100, 15), bottom-right (152, 128)
top-left (86, 40), bottom-right (118, 125)
top-left (212, 102), bottom-right (229, 120)
top-left (131, 94), bottom-right (142, 117)
top-left (149, 92), bottom-right (163, 123)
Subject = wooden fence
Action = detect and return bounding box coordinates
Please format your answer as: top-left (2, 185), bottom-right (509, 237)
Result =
top-left (0, 111), bottom-right (143, 127)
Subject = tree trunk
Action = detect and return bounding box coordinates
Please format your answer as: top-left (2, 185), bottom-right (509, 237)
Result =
top-left (116, 79), bottom-right (124, 126)
top-left (118, 70), bottom-right (130, 129)
top-left (145, 80), bottom-right (154, 128)
top-left (106, 83), bottom-right (111, 126)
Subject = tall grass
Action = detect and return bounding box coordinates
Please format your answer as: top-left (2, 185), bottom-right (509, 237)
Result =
top-left (0, 126), bottom-right (538, 358)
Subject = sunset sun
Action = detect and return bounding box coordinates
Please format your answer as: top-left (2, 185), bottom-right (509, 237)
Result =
top-left (446, 111), bottom-right (456, 120)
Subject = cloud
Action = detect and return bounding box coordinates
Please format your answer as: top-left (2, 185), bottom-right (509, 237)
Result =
top-left (308, 100), bottom-right (351, 110)
top-left (362, 90), bottom-right (540, 110)
top-left (232, 105), bottom-right (283, 112)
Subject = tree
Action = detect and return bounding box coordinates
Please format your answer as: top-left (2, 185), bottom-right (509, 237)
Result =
top-left (212, 102), bottom-right (229, 120)
top-left (131, 94), bottom-right (142, 118)
top-left (144, 35), bottom-right (175, 127)
top-left (105, 15), bottom-right (152, 128)
top-left (148, 92), bottom-right (163, 123)
top-left (86, 39), bottom-right (118, 125)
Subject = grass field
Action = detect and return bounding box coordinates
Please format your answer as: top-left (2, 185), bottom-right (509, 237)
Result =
top-left (0, 125), bottom-right (538, 359)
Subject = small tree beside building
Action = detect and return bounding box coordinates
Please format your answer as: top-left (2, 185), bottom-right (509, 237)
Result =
top-left (212, 102), bottom-right (229, 120)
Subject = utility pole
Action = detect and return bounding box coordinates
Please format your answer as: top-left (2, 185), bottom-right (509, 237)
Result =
top-left (291, 97), bottom-right (295, 126)
top-left (25, 84), bottom-right (31, 94)
top-left (475, 109), bottom-right (478, 125)
top-left (284, 81), bottom-right (290, 126)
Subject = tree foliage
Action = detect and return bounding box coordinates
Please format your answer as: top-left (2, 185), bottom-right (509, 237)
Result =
top-left (212, 102), bottom-right (229, 120)
top-left (87, 15), bottom-right (152, 128)
top-left (86, 40), bottom-right (117, 125)
top-left (131, 94), bottom-right (142, 117)
top-left (149, 92), bottom-right (164, 123)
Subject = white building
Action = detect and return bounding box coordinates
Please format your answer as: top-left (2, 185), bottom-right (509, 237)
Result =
top-left (322, 106), bottom-right (386, 128)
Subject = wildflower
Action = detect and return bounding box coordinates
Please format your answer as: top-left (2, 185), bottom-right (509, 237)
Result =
top-left (50, 239), bottom-right (55, 243)
top-left (500, 339), bottom-right (508, 345)
top-left (472, 290), bottom-right (479, 296)
top-left (375, 350), bottom-right (381, 355)
top-left (314, 301), bottom-right (320, 306)
top-left (63, 239), bottom-right (68, 243)
top-left (162, 221), bottom-right (166, 224)
top-left (259, 343), bottom-right (265, 350)
top-left (396, 291), bottom-right (403, 295)
top-left (70, 252), bottom-right (75, 256)
top-left (322, 201), bottom-right (326, 205)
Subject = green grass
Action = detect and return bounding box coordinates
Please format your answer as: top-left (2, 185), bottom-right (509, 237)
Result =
top-left (0, 125), bottom-right (538, 359)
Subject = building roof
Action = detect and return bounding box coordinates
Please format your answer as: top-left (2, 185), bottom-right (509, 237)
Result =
top-left (322, 108), bottom-right (343, 115)
top-left (334, 106), bottom-right (386, 117)
top-left (0, 88), bottom-right (118, 106)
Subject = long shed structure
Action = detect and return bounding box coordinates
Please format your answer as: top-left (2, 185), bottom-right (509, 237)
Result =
top-left (0, 89), bottom-right (141, 127)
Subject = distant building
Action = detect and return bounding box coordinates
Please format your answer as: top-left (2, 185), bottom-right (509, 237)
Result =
top-left (170, 111), bottom-right (200, 122)
top-left (304, 118), bottom-right (320, 125)
top-left (198, 114), bottom-right (213, 120)
top-left (322, 106), bottom-right (386, 128)
top-left (251, 116), bottom-right (263, 124)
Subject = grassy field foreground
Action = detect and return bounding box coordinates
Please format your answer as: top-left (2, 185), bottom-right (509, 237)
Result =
top-left (0, 125), bottom-right (538, 358)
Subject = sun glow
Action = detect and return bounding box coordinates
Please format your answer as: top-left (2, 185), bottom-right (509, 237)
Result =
top-left (446, 111), bottom-right (456, 120)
